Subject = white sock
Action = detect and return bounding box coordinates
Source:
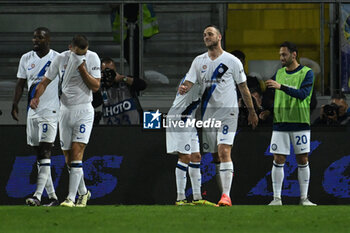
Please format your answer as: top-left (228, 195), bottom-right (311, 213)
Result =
top-left (220, 162), bottom-right (234, 196)
top-left (67, 164), bottom-right (87, 195)
top-left (34, 159), bottom-right (51, 201)
top-left (189, 162), bottom-right (202, 200)
top-left (78, 175), bottom-right (87, 196)
top-left (45, 169), bottom-right (57, 200)
top-left (215, 163), bottom-right (223, 194)
top-left (271, 161), bottom-right (284, 199)
top-left (67, 161), bottom-right (83, 202)
top-left (298, 162), bottom-right (310, 200)
top-left (175, 161), bottom-right (188, 201)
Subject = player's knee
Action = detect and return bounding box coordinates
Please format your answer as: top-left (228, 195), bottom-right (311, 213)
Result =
top-left (178, 153), bottom-right (191, 164)
top-left (296, 154), bottom-right (308, 165)
top-left (190, 152), bottom-right (201, 162)
top-left (218, 145), bottom-right (231, 160)
top-left (273, 154), bottom-right (286, 164)
top-left (38, 142), bottom-right (53, 159)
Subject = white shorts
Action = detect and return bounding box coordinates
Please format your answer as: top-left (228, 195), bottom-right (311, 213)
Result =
top-left (202, 116), bottom-right (238, 153)
top-left (166, 128), bottom-right (200, 155)
top-left (27, 116), bottom-right (58, 146)
top-left (270, 130), bottom-right (311, 155)
top-left (59, 103), bottom-right (94, 150)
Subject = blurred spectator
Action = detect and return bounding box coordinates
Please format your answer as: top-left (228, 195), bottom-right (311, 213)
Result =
top-left (238, 76), bottom-right (273, 126)
top-left (112, 4), bottom-right (159, 77)
top-left (313, 92), bottom-right (350, 126)
top-left (92, 57), bottom-right (147, 125)
top-left (231, 50), bottom-right (246, 67)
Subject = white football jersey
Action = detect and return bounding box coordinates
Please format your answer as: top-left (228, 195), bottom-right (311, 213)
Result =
top-left (45, 50), bottom-right (101, 107)
top-left (185, 51), bottom-right (246, 120)
top-left (17, 49), bottom-right (59, 118)
top-left (168, 75), bottom-right (201, 118)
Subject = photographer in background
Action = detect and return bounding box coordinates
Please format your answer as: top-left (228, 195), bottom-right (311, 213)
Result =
top-left (313, 92), bottom-right (350, 126)
top-left (92, 57), bottom-right (147, 125)
top-left (238, 76), bottom-right (273, 126)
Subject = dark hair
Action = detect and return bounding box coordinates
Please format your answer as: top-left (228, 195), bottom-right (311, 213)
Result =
top-left (34, 27), bottom-right (50, 37)
top-left (280, 41), bottom-right (298, 56)
top-left (331, 92), bottom-right (346, 100)
top-left (101, 57), bottom-right (115, 65)
top-left (231, 50), bottom-right (245, 61)
top-left (204, 24), bottom-right (221, 35)
top-left (72, 34), bottom-right (89, 50)
top-left (247, 76), bottom-right (262, 95)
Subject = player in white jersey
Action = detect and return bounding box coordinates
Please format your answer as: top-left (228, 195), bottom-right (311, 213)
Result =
top-left (11, 27), bottom-right (59, 206)
top-left (179, 25), bottom-right (258, 206)
top-left (166, 76), bottom-right (215, 206)
top-left (30, 35), bottom-right (101, 207)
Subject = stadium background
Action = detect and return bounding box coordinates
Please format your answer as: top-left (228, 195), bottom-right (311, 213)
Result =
top-left (0, 0), bottom-right (349, 205)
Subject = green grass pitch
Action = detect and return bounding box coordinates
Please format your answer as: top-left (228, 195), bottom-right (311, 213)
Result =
top-left (0, 205), bottom-right (349, 233)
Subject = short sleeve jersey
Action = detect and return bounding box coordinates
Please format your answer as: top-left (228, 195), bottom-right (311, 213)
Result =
top-left (45, 50), bottom-right (101, 106)
top-left (168, 75), bottom-right (202, 118)
top-left (185, 51), bottom-right (246, 120)
top-left (17, 49), bottom-right (59, 118)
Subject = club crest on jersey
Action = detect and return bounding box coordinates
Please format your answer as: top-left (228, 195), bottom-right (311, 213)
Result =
top-left (201, 65), bottom-right (207, 73)
top-left (143, 109), bottom-right (161, 129)
top-left (28, 63), bottom-right (35, 70)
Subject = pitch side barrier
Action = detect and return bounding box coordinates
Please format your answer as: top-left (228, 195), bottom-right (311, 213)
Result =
top-left (0, 125), bottom-right (349, 205)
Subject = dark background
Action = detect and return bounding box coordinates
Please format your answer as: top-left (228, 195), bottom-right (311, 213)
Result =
top-left (0, 125), bottom-right (349, 205)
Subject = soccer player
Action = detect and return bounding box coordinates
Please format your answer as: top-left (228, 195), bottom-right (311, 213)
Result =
top-left (12, 27), bottom-right (59, 206)
top-left (178, 25), bottom-right (258, 206)
top-left (265, 41), bottom-right (316, 206)
top-left (166, 76), bottom-right (215, 206)
top-left (30, 35), bottom-right (101, 207)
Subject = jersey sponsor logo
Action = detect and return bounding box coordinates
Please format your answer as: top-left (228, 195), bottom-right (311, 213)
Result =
top-left (143, 110), bottom-right (161, 129)
top-left (27, 63), bottom-right (35, 70)
top-left (92, 66), bottom-right (100, 71)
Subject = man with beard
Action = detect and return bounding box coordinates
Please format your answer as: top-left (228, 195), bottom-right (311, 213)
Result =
top-left (265, 41), bottom-right (316, 206)
top-left (12, 27), bottom-right (59, 206)
top-left (178, 25), bottom-right (258, 206)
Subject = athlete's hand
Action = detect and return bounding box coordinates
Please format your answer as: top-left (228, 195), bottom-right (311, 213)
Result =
top-left (248, 111), bottom-right (258, 129)
top-left (11, 103), bottom-right (19, 121)
top-left (30, 97), bottom-right (40, 109)
top-left (178, 84), bottom-right (188, 95)
top-left (78, 61), bottom-right (87, 73)
top-left (265, 79), bottom-right (281, 90)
